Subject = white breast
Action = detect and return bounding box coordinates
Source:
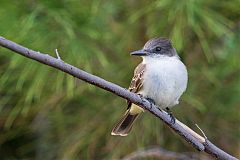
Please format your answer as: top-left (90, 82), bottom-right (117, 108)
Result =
top-left (139, 56), bottom-right (188, 109)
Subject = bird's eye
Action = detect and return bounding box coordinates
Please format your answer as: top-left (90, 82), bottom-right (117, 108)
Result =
top-left (155, 47), bottom-right (161, 52)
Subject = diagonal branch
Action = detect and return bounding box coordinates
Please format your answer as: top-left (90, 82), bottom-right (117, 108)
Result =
top-left (0, 36), bottom-right (238, 160)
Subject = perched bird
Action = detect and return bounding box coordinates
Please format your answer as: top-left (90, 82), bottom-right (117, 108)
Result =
top-left (111, 37), bottom-right (188, 136)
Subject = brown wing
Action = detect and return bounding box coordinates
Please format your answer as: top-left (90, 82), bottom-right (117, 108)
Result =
top-left (127, 63), bottom-right (146, 108)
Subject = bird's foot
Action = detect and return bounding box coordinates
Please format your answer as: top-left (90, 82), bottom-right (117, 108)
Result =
top-left (137, 95), bottom-right (156, 110)
top-left (146, 98), bottom-right (155, 105)
top-left (137, 94), bottom-right (146, 104)
top-left (137, 93), bottom-right (144, 99)
top-left (166, 107), bottom-right (175, 124)
top-left (146, 98), bottom-right (156, 109)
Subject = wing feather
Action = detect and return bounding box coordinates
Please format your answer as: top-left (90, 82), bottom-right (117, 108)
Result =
top-left (127, 63), bottom-right (146, 108)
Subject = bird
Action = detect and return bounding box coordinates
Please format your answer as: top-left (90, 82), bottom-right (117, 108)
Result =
top-left (111, 37), bottom-right (188, 136)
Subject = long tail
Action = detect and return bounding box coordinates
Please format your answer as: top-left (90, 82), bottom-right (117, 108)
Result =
top-left (111, 105), bottom-right (143, 136)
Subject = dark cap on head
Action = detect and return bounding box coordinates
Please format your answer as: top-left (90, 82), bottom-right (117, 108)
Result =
top-left (131, 37), bottom-right (177, 57)
top-left (143, 37), bottom-right (173, 50)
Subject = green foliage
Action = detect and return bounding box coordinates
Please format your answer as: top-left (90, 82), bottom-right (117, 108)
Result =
top-left (0, 0), bottom-right (240, 159)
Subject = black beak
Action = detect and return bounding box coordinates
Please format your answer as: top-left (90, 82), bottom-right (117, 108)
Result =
top-left (130, 49), bottom-right (148, 56)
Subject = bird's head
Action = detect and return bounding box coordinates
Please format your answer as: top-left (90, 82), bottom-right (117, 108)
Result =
top-left (130, 37), bottom-right (177, 59)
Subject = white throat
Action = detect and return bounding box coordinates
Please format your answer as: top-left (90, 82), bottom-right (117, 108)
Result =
top-left (142, 55), bottom-right (179, 64)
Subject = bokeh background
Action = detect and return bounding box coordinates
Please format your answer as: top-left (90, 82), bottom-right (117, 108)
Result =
top-left (0, 0), bottom-right (240, 159)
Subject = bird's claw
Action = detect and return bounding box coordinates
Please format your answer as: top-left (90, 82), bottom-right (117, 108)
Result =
top-left (137, 93), bottom-right (144, 99)
top-left (146, 98), bottom-right (156, 109)
top-left (138, 94), bottom-right (147, 104)
top-left (166, 107), bottom-right (176, 124)
top-left (137, 95), bottom-right (156, 110)
top-left (146, 98), bottom-right (155, 105)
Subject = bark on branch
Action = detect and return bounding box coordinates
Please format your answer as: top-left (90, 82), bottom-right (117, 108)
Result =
top-left (0, 36), bottom-right (238, 160)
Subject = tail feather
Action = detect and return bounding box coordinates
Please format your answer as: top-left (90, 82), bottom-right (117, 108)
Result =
top-left (111, 110), bottom-right (140, 136)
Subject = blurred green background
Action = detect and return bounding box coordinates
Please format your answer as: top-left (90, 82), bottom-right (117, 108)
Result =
top-left (0, 0), bottom-right (240, 159)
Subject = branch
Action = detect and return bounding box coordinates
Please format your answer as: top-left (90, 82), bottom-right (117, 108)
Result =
top-left (0, 36), bottom-right (238, 160)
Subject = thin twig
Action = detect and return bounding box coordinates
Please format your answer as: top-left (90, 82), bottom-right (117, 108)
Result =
top-left (0, 36), bottom-right (238, 160)
top-left (195, 124), bottom-right (207, 140)
top-left (55, 49), bottom-right (61, 60)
